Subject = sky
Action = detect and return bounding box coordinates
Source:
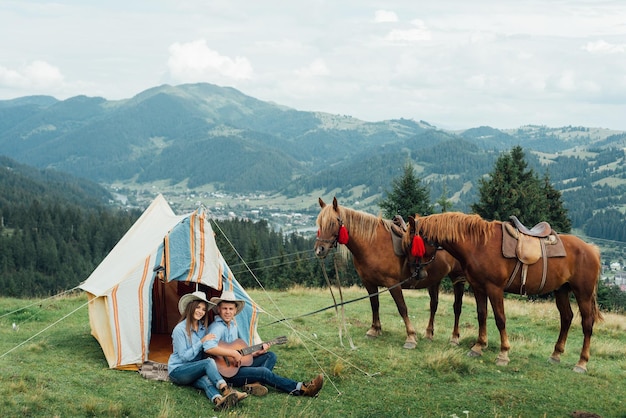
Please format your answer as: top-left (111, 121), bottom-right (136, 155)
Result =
top-left (1, 0), bottom-right (626, 130)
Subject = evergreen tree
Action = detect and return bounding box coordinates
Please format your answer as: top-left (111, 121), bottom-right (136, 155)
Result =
top-left (436, 180), bottom-right (454, 213)
top-left (542, 172), bottom-right (572, 232)
top-left (471, 146), bottom-right (570, 229)
top-left (379, 161), bottom-right (433, 219)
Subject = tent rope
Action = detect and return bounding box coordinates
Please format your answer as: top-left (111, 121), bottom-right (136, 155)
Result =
top-left (0, 286), bottom-right (81, 320)
top-left (0, 299), bottom-right (90, 360)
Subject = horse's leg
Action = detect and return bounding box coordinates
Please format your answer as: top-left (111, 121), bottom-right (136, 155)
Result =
top-left (450, 277), bottom-right (465, 346)
top-left (572, 287), bottom-right (597, 373)
top-left (363, 282), bottom-right (382, 338)
top-left (388, 285), bottom-right (418, 349)
top-left (425, 284), bottom-right (439, 341)
top-left (468, 286), bottom-right (489, 357)
top-left (486, 285), bottom-right (510, 366)
top-left (549, 286), bottom-right (573, 365)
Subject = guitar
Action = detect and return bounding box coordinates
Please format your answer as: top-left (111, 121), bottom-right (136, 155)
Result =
top-left (214, 336), bottom-right (288, 377)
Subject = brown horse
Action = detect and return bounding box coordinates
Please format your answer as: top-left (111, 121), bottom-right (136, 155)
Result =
top-left (405, 212), bottom-right (602, 372)
top-left (314, 197), bottom-right (465, 349)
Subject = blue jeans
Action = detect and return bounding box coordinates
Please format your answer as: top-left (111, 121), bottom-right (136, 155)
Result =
top-left (225, 351), bottom-right (300, 394)
top-left (168, 358), bottom-right (226, 400)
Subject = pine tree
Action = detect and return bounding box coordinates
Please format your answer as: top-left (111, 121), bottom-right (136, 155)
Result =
top-left (379, 161), bottom-right (433, 219)
top-left (542, 172), bottom-right (572, 232)
top-left (471, 146), bottom-right (570, 229)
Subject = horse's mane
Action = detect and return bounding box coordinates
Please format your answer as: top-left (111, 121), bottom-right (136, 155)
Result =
top-left (317, 203), bottom-right (391, 245)
top-left (417, 212), bottom-right (494, 244)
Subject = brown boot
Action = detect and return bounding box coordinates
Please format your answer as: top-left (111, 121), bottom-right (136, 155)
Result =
top-left (213, 391), bottom-right (238, 411)
top-left (221, 385), bottom-right (248, 402)
top-left (300, 374), bottom-right (324, 397)
top-left (244, 382), bottom-right (268, 396)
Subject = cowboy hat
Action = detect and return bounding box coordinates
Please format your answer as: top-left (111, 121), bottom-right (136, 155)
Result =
top-left (209, 290), bottom-right (245, 315)
top-left (178, 290), bottom-right (214, 315)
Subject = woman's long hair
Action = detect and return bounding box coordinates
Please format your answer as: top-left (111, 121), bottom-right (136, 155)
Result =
top-left (180, 300), bottom-right (210, 341)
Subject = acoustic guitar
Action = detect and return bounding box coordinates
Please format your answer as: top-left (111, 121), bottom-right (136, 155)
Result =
top-left (214, 336), bottom-right (287, 377)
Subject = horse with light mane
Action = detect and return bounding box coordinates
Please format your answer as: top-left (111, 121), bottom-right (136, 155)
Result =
top-left (314, 197), bottom-right (465, 349)
top-left (405, 212), bottom-right (602, 372)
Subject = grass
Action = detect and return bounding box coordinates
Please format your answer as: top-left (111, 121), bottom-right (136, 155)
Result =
top-left (1, 287), bottom-right (626, 417)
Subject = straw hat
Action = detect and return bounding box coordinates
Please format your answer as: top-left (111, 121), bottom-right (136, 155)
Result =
top-left (178, 290), bottom-right (214, 315)
top-left (209, 290), bottom-right (245, 315)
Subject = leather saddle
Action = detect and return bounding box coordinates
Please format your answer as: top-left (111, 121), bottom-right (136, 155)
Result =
top-left (390, 215), bottom-right (407, 256)
top-left (502, 215), bottom-right (564, 294)
top-left (504, 215), bottom-right (558, 264)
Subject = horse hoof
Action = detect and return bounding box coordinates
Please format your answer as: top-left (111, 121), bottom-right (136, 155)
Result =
top-left (547, 356), bottom-right (560, 365)
top-left (403, 342), bottom-right (417, 350)
top-left (496, 359), bottom-right (510, 366)
top-left (573, 365), bottom-right (587, 373)
top-left (449, 337), bottom-right (460, 346)
top-left (467, 349), bottom-right (482, 358)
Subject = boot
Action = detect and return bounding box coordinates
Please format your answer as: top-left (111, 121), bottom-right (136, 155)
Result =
top-left (244, 382), bottom-right (268, 396)
top-left (221, 385), bottom-right (248, 402)
top-left (300, 373), bottom-right (324, 397)
top-left (213, 391), bottom-right (238, 411)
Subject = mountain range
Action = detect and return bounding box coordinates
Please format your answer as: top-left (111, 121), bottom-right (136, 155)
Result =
top-left (2, 82), bottom-right (626, 236)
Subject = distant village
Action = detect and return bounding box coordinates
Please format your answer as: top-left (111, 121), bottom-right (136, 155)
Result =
top-left (604, 262), bottom-right (626, 292)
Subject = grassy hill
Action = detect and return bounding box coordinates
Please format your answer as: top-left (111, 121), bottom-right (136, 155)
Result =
top-left (1, 287), bottom-right (625, 417)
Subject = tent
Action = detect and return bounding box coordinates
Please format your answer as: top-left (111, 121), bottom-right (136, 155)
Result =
top-left (79, 194), bottom-right (261, 370)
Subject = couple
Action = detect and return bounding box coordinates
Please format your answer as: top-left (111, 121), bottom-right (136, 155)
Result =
top-left (167, 289), bottom-right (324, 410)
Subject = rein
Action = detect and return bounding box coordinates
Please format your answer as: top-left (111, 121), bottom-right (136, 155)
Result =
top-left (261, 271), bottom-right (415, 328)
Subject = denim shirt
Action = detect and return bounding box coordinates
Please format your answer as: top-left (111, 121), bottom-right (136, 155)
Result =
top-left (168, 320), bottom-right (208, 372)
top-left (205, 315), bottom-right (239, 348)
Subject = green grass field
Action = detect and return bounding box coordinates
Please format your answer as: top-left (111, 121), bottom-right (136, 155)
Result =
top-left (1, 287), bottom-right (625, 417)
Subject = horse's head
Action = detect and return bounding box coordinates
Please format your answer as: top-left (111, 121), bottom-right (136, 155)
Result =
top-left (404, 215), bottom-right (439, 278)
top-left (314, 197), bottom-right (348, 258)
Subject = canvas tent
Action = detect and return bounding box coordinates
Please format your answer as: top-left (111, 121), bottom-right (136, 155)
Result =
top-left (79, 194), bottom-right (261, 370)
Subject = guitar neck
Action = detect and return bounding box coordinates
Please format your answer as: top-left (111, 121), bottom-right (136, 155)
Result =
top-left (239, 342), bottom-right (266, 356)
top-left (238, 337), bottom-right (283, 356)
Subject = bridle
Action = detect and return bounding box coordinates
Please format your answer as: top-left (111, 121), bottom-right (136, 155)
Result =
top-left (407, 233), bottom-right (440, 279)
top-left (315, 216), bottom-right (345, 249)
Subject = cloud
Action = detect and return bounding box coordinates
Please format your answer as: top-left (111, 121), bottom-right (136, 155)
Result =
top-left (295, 59), bottom-right (329, 77)
top-left (374, 10), bottom-right (398, 23)
top-left (167, 40), bottom-right (253, 83)
top-left (0, 60), bottom-right (64, 89)
top-left (583, 40), bottom-right (625, 54)
top-left (384, 19), bottom-right (431, 42)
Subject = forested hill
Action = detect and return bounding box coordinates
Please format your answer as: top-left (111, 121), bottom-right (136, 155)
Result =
top-left (0, 156), bottom-right (328, 298)
top-left (0, 156), bottom-right (140, 296)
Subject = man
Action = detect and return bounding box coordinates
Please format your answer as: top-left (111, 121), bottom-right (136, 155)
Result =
top-left (204, 290), bottom-right (324, 397)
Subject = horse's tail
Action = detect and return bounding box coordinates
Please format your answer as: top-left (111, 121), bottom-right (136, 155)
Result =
top-left (592, 244), bottom-right (604, 322)
top-left (591, 288), bottom-right (604, 323)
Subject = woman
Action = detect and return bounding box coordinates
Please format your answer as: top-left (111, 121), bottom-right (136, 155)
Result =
top-left (167, 290), bottom-right (247, 410)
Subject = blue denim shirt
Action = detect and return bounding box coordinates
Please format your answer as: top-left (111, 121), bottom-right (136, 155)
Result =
top-left (167, 320), bottom-right (208, 372)
top-left (206, 315), bottom-right (238, 347)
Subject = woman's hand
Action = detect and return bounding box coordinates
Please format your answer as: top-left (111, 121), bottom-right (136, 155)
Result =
top-left (201, 333), bottom-right (216, 343)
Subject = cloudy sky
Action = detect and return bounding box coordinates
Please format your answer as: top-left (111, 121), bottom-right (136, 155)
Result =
top-left (1, 1), bottom-right (625, 130)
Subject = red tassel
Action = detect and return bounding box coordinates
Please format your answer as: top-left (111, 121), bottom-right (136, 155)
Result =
top-left (337, 225), bottom-right (349, 245)
top-left (411, 235), bottom-right (425, 257)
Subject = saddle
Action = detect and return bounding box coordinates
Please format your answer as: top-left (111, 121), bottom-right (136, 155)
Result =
top-left (502, 215), bottom-right (566, 294)
top-left (389, 215), bottom-right (428, 284)
top-left (390, 215), bottom-right (407, 256)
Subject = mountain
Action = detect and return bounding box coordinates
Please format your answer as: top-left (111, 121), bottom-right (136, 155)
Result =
top-left (1, 82), bottom-right (626, 237)
top-left (0, 155), bottom-right (112, 208)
